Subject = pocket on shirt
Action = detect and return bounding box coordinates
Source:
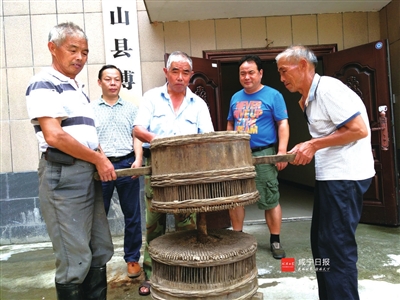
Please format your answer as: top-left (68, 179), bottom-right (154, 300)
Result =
top-left (150, 113), bottom-right (167, 132)
top-left (180, 117), bottom-right (198, 134)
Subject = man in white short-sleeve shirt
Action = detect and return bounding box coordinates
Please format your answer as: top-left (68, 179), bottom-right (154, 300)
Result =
top-left (276, 45), bottom-right (374, 300)
top-left (25, 22), bottom-right (115, 300)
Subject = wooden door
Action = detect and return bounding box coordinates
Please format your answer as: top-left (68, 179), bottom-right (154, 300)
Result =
top-left (164, 53), bottom-right (231, 228)
top-left (323, 40), bottom-right (399, 226)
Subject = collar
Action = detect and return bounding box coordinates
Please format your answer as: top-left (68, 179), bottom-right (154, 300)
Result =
top-left (98, 96), bottom-right (123, 107)
top-left (160, 83), bottom-right (194, 102)
top-left (306, 73), bottom-right (321, 106)
top-left (47, 67), bottom-right (85, 89)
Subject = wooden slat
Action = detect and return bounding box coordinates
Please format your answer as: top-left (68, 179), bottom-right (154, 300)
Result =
top-left (94, 166), bottom-right (152, 180)
top-left (252, 154), bottom-right (296, 165)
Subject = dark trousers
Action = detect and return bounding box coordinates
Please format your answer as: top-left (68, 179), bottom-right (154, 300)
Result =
top-left (311, 178), bottom-right (372, 300)
top-left (102, 157), bottom-right (142, 263)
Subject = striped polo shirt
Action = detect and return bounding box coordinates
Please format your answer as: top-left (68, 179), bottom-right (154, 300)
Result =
top-left (25, 67), bottom-right (98, 152)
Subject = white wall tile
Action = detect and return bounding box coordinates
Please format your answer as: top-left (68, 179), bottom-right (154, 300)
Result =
top-left (31, 14), bottom-right (57, 67)
top-left (30, 0), bottom-right (57, 15)
top-left (266, 16), bottom-right (292, 47)
top-left (190, 20), bottom-right (216, 58)
top-left (57, 0), bottom-right (83, 14)
top-left (84, 12), bottom-right (105, 64)
top-left (8, 67), bottom-right (33, 120)
top-left (164, 21), bottom-right (190, 54)
top-left (317, 14), bottom-right (343, 50)
top-left (0, 17), bottom-right (5, 68)
top-left (3, 0), bottom-right (29, 16)
top-left (87, 64), bottom-right (103, 102)
top-left (83, 0), bottom-right (102, 13)
top-left (4, 16), bottom-right (32, 67)
top-left (56, 14), bottom-right (85, 30)
top-left (292, 15), bottom-right (318, 46)
top-left (1, 68), bottom-right (9, 121)
top-left (1, 120), bottom-right (12, 173)
top-left (215, 19), bottom-right (241, 50)
top-left (343, 12), bottom-right (369, 48)
top-left (140, 61), bottom-right (165, 95)
top-left (241, 17), bottom-right (267, 49)
top-left (137, 11), bottom-right (165, 62)
top-left (11, 119), bottom-right (39, 172)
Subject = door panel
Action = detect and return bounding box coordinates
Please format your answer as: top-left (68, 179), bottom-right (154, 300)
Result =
top-left (188, 56), bottom-right (223, 131)
top-left (323, 40), bottom-right (399, 225)
top-left (164, 54), bottom-right (230, 229)
top-left (189, 56), bottom-right (230, 228)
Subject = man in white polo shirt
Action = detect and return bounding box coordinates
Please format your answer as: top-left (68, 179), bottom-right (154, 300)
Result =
top-left (26, 22), bottom-right (115, 300)
top-left (276, 45), bottom-right (375, 300)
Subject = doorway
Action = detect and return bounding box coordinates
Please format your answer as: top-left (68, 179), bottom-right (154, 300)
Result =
top-left (203, 45), bottom-right (336, 221)
top-left (204, 46), bottom-right (337, 188)
top-left (203, 42), bottom-right (399, 225)
top-left (219, 58), bottom-right (321, 188)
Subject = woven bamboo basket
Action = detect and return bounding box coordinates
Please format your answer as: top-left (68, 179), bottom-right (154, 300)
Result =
top-left (149, 131), bottom-right (259, 213)
top-left (149, 229), bottom-right (258, 300)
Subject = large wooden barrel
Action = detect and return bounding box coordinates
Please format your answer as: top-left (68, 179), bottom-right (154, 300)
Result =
top-left (149, 131), bottom-right (259, 213)
top-left (149, 229), bottom-right (258, 300)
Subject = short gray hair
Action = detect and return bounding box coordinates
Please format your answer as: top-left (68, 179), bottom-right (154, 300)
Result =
top-left (166, 51), bottom-right (193, 71)
top-left (275, 45), bottom-right (318, 68)
top-left (48, 22), bottom-right (87, 47)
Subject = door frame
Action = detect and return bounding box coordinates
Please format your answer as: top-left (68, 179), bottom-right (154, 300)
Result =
top-left (203, 44), bottom-right (337, 62)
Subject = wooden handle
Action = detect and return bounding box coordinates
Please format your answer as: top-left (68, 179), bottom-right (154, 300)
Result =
top-left (252, 154), bottom-right (296, 165)
top-left (94, 154), bottom-right (295, 180)
top-left (94, 166), bottom-right (152, 181)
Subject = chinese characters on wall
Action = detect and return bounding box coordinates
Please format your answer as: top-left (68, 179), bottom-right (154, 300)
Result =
top-left (102, 1), bottom-right (142, 104)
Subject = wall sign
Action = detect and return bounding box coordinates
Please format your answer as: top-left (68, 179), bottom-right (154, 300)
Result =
top-left (102, 0), bottom-right (142, 104)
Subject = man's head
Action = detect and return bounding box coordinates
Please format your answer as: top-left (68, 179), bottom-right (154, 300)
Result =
top-left (48, 22), bottom-right (88, 79)
top-left (275, 45), bottom-right (317, 94)
top-left (164, 51), bottom-right (193, 94)
top-left (98, 65), bottom-right (123, 101)
top-left (238, 55), bottom-right (263, 94)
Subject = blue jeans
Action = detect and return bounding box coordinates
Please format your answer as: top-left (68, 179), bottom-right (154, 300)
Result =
top-left (311, 178), bottom-right (372, 300)
top-left (102, 156), bottom-right (142, 263)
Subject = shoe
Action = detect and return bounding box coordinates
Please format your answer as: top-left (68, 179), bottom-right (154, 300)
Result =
top-left (270, 242), bottom-right (286, 259)
top-left (138, 281), bottom-right (151, 296)
top-left (127, 262), bottom-right (141, 278)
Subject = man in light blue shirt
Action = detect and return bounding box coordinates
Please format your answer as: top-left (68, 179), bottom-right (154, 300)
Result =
top-left (134, 51), bottom-right (214, 296)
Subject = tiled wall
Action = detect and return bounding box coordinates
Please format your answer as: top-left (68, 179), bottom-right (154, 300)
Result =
top-left (1, 0), bottom-right (399, 244)
top-left (0, 0), bottom-right (122, 244)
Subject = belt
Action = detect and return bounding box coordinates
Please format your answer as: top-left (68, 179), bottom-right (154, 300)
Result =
top-left (107, 152), bottom-right (135, 162)
top-left (42, 148), bottom-right (103, 164)
top-left (251, 145), bottom-right (274, 153)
